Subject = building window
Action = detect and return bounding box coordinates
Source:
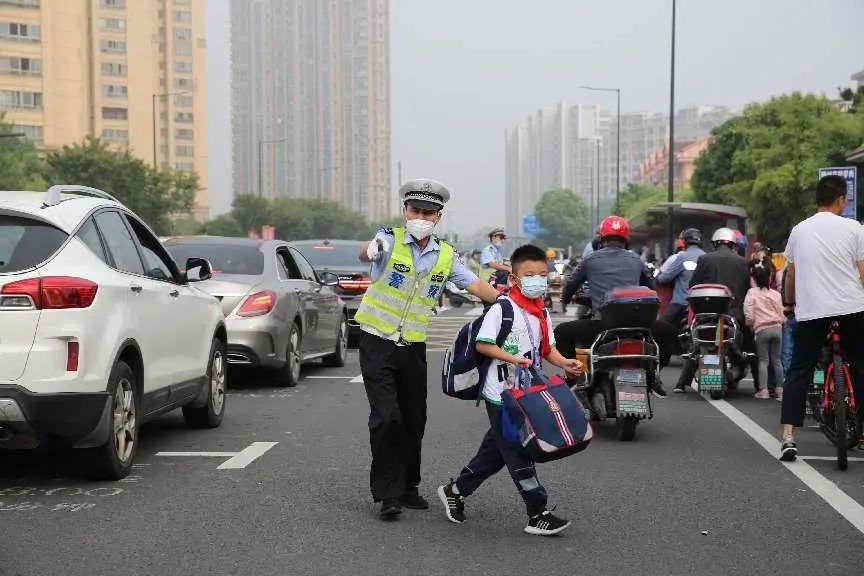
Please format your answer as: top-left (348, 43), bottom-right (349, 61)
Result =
top-left (0, 90), bottom-right (42, 109)
top-left (173, 77), bottom-right (192, 89)
top-left (175, 128), bottom-right (194, 140)
top-left (173, 0), bottom-right (190, 4)
top-left (0, 56), bottom-right (41, 76)
top-left (100, 62), bottom-right (127, 76)
top-left (0, 0), bottom-right (40, 7)
top-left (174, 94), bottom-right (193, 107)
top-left (175, 162), bottom-right (195, 172)
top-left (11, 123), bottom-right (42, 143)
top-left (99, 0), bottom-right (126, 7)
top-left (175, 145), bottom-right (194, 157)
top-left (102, 106), bottom-right (128, 120)
top-left (101, 84), bottom-right (128, 98)
top-left (101, 129), bottom-right (128, 142)
top-left (174, 10), bottom-right (192, 23)
top-left (175, 112), bottom-right (194, 123)
top-left (174, 60), bottom-right (193, 74)
top-left (99, 18), bottom-right (126, 31)
top-left (0, 22), bottom-right (41, 42)
top-left (100, 39), bottom-right (126, 53)
top-left (174, 43), bottom-right (192, 56)
top-left (174, 26), bottom-right (191, 41)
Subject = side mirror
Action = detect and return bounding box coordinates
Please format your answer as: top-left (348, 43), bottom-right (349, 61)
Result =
top-left (319, 271), bottom-right (339, 287)
top-left (185, 257), bottom-right (212, 282)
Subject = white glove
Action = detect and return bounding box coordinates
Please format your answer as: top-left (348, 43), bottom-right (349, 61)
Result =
top-left (367, 238), bottom-right (389, 261)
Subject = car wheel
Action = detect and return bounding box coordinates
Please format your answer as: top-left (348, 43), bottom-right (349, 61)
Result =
top-left (86, 361), bottom-right (138, 480)
top-left (323, 315), bottom-right (348, 367)
top-left (183, 337), bottom-right (227, 429)
top-left (271, 322), bottom-right (302, 387)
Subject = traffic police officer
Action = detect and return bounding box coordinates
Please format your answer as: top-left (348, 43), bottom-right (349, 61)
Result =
top-left (480, 226), bottom-right (510, 284)
top-left (356, 178), bottom-right (499, 520)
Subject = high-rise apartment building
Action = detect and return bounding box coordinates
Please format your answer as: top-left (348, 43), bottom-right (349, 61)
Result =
top-left (231, 0), bottom-right (391, 222)
top-left (0, 0), bottom-right (209, 215)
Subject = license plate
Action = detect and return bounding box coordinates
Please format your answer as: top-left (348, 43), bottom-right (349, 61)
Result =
top-left (702, 354), bottom-right (721, 366)
top-left (813, 370), bottom-right (825, 385)
top-left (698, 366), bottom-right (724, 390)
top-left (617, 390), bottom-right (648, 415)
top-left (617, 369), bottom-right (646, 386)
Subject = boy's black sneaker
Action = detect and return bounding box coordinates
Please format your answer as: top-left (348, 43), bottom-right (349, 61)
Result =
top-left (779, 436), bottom-right (798, 462)
top-left (399, 493), bottom-right (429, 510)
top-left (379, 498), bottom-right (402, 520)
top-left (437, 481), bottom-right (466, 523)
top-left (525, 509), bottom-right (571, 536)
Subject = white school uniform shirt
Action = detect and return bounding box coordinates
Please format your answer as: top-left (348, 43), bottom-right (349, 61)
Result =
top-left (474, 297), bottom-right (556, 404)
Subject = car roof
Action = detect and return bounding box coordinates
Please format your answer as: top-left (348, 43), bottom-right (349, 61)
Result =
top-left (163, 235), bottom-right (283, 249)
top-left (289, 239), bottom-right (365, 246)
top-left (0, 190), bottom-right (121, 233)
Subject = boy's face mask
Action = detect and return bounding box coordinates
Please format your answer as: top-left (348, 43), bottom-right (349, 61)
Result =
top-left (517, 275), bottom-right (548, 299)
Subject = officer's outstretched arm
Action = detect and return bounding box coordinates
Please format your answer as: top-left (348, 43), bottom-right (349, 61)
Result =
top-left (467, 278), bottom-right (500, 304)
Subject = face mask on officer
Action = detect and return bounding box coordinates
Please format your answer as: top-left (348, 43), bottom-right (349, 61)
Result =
top-left (403, 204), bottom-right (440, 240)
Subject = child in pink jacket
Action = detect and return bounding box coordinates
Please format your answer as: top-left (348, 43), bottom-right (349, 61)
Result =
top-left (744, 263), bottom-right (786, 401)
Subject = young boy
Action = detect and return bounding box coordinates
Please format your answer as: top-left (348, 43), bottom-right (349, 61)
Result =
top-left (438, 244), bottom-right (583, 536)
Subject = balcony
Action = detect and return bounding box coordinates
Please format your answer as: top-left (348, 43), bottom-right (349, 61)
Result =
top-left (0, 0), bottom-right (40, 8)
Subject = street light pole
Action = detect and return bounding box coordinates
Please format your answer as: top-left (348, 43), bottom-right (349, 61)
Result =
top-left (666, 0), bottom-right (677, 256)
top-left (580, 85), bottom-right (621, 214)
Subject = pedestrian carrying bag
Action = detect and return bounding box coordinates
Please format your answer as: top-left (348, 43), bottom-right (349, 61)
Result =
top-left (441, 298), bottom-right (514, 401)
top-left (501, 366), bottom-right (593, 463)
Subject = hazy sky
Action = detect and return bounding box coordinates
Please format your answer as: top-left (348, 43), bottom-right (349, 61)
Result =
top-left (208, 0), bottom-right (864, 234)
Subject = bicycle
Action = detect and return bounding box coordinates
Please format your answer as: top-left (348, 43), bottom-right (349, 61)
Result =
top-left (806, 320), bottom-right (860, 470)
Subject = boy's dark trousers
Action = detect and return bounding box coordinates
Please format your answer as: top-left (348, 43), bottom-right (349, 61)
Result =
top-left (455, 402), bottom-right (548, 517)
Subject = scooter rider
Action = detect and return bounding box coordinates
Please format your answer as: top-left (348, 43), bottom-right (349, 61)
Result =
top-left (556, 215), bottom-right (668, 396)
top-left (657, 228), bottom-right (705, 327)
top-left (673, 227), bottom-right (752, 393)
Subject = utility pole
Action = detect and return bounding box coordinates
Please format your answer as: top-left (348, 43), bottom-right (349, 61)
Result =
top-left (666, 0), bottom-right (677, 256)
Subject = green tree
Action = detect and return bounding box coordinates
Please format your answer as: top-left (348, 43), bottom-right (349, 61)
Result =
top-left (691, 93), bottom-right (864, 247)
top-left (200, 214), bottom-right (244, 237)
top-left (231, 194), bottom-right (271, 233)
top-left (0, 115), bottom-right (49, 190)
top-left (46, 138), bottom-right (196, 234)
top-left (533, 188), bottom-right (590, 249)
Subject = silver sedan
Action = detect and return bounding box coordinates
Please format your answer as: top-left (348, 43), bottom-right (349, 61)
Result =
top-left (163, 237), bottom-right (348, 387)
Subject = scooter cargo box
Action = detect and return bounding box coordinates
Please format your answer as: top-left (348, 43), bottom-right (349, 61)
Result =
top-left (687, 284), bottom-right (733, 315)
top-left (599, 287), bottom-right (659, 328)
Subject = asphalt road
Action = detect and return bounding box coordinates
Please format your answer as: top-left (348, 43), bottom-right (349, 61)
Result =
top-left (2, 306), bottom-right (864, 576)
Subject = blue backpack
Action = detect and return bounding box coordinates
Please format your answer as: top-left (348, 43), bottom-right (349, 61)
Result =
top-left (441, 298), bottom-right (515, 401)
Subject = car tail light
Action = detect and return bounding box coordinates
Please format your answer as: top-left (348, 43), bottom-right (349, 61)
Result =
top-left (0, 277), bottom-right (98, 309)
top-left (338, 274), bottom-right (372, 292)
top-left (67, 341), bottom-right (80, 372)
top-left (615, 339), bottom-right (644, 355)
top-left (237, 290), bottom-right (276, 317)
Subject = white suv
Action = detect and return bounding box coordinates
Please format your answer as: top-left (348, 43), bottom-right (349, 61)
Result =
top-left (0, 186), bottom-right (227, 479)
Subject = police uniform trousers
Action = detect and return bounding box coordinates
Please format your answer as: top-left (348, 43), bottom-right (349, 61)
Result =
top-left (359, 331), bottom-right (427, 502)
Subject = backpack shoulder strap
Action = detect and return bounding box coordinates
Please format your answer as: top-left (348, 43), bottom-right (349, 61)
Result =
top-left (495, 298), bottom-right (515, 347)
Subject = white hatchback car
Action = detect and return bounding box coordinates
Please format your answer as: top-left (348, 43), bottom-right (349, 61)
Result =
top-left (0, 186), bottom-right (227, 479)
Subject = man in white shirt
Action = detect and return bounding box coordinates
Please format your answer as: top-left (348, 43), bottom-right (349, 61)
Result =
top-left (779, 175), bottom-right (864, 461)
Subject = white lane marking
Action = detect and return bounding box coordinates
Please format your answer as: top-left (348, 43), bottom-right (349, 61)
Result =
top-left (800, 456), bottom-right (864, 462)
top-left (463, 308), bottom-right (483, 317)
top-left (216, 442), bottom-right (279, 470)
top-left (707, 398), bottom-right (864, 535)
top-left (157, 451), bottom-right (237, 457)
top-left (350, 374), bottom-right (364, 383)
top-left (436, 306), bottom-right (451, 313)
top-left (304, 375), bottom-right (355, 379)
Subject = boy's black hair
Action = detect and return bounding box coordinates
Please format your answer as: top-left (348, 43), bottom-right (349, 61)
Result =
top-left (816, 175), bottom-right (848, 207)
top-left (510, 244), bottom-right (547, 273)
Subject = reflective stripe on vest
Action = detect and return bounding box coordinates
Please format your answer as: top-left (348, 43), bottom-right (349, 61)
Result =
top-left (354, 227), bottom-right (454, 343)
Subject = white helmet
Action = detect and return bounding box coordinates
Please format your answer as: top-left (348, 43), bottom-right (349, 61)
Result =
top-left (711, 227), bottom-right (736, 245)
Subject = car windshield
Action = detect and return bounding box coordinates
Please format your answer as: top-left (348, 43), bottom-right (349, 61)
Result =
top-left (293, 243), bottom-right (362, 267)
top-left (0, 215), bottom-right (69, 274)
top-left (164, 243), bottom-right (265, 275)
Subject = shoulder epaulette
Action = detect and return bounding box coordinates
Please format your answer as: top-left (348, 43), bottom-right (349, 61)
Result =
top-left (379, 227), bottom-right (394, 235)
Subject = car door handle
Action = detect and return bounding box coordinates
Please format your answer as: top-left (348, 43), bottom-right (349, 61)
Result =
top-left (169, 289), bottom-right (180, 298)
top-left (294, 289), bottom-right (302, 295)
top-left (130, 284), bottom-right (143, 293)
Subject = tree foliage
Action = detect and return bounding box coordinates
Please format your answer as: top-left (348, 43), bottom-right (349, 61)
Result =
top-left (533, 188), bottom-right (590, 248)
top-left (0, 115), bottom-right (49, 191)
top-left (691, 93), bottom-right (864, 248)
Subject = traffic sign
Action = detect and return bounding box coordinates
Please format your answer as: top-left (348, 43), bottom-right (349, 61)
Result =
top-left (818, 166), bottom-right (857, 220)
top-left (522, 213), bottom-right (548, 237)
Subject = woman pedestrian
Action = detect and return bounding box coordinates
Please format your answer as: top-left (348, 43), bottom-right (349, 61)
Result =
top-left (744, 262), bottom-right (786, 401)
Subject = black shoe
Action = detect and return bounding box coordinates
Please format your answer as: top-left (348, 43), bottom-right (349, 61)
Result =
top-left (673, 384), bottom-right (687, 394)
top-left (437, 481), bottom-right (466, 524)
top-left (524, 509), bottom-right (571, 536)
top-left (779, 436), bottom-right (798, 462)
top-left (379, 499), bottom-right (402, 520)
top-left (400, 493), bottom-right (429, 510)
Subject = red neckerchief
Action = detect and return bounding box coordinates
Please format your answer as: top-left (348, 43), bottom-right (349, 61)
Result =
top-left (509, 285), bottom-right (551, 358)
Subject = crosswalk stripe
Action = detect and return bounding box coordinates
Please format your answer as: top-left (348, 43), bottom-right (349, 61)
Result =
top-left (463, 308), bottom-right (483, 317)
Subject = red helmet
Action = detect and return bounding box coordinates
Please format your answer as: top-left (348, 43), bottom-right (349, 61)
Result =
top-left (599, 216), bottom-right (630, 241)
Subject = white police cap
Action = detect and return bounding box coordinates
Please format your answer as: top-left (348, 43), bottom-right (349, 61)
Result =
top-left (399, 178), bottom-right (450, 211)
